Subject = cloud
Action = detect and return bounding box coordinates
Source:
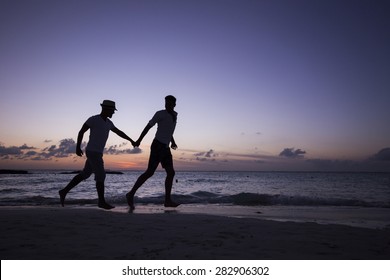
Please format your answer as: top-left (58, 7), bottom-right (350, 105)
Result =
top-left (105, 145), bottom-right (142, 155)
top-left (130, 147), bottom-right (142, 154)
top-left (194, 149), bottom-right (217, 157)
top-left (370, 147), bottom-right (390, 161)
top-left (53, 139), bottom-right (74, 156)
top-left (194, 149), bottom-right (218, 161)
top-left (205, 149), bottom-right (216, 158)
top-left (181, 148), bottom-right (277, 166)
top-left (0, 144), bottom-right (36, 158)
top-left (279, 148), bottom-right (306, 158)
top-left (0, 138), bottom-right (141, 162)
top-left (0, 146), bottom-right (23, 156)
top-left (40, 138), bottom-right (78, 158)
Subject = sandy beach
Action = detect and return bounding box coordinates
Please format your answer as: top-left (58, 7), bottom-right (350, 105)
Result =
top-left (0, 206), bottom-right (389, 260)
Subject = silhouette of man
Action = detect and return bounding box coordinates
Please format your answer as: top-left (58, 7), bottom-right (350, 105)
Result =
top-left (126, 95), bottom-right (180, 210)
top-left (59, 100), bottom-right (135, 209)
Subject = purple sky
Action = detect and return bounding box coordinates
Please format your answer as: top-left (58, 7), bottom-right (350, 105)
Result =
top-left (1, 0), bottom-right (389, 171)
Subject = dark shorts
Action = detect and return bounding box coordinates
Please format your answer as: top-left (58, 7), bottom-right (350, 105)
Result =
top-left (79, 150), bottom-right (106, 182)
top-left (147, 139), bottom-right (174, 171)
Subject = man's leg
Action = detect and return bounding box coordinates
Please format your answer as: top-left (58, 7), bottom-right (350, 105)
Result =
top-left (59, 174), bottom-right (83, 206)
top-left (162, 148), bottom-right (179, 208)
top-left (126, 145), bottom-right (160, 210)
top-left (126, 168), bottom-right (156, 210)
top-left (164, 166), bottom-right (179, 207)
top-left (59, 160), bottom-right (92, 206)
top-left (89, 152), bottom-right (115, 210)
top-left (96, 181), bottom-right (114, 210)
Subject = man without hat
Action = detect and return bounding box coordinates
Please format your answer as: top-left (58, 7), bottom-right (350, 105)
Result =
top-left (59, 100), bottom-right (135, 209)
top-left (126, 95), bottom-right (180, 210)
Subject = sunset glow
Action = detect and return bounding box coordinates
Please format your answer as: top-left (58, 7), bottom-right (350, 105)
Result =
top-left (1, 0), bottom-right (389, 172)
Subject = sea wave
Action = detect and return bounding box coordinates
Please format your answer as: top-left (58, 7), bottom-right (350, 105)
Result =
top-left (169, 191), bottom-right (390, 208)
top-left (0, 191), bottom-right (388, 208)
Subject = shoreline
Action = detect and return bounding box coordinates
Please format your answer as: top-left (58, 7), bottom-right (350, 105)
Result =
top-left (1, 206), bottom-right (389, 260)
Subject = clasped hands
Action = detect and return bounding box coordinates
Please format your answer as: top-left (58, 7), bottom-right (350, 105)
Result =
top-left (130, 140), bottom-right (141, 148)
top-left (130, 140), bottom-right (178, 150)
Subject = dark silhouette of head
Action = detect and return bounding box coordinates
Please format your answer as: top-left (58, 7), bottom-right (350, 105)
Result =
top-left (165, 95), bottom-right (176, 112)
top-left (100, 100), bottom-right (117, 118)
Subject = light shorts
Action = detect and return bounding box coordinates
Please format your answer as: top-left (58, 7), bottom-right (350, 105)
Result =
top-left (79, 150), bottom-right (106, 182)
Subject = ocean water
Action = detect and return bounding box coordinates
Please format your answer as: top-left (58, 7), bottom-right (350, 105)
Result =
top-left (1, 170), bottom-right (390, 228)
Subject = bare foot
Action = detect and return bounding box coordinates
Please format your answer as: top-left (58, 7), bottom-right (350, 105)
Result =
top-left (98, 201), bottom-right (115, 210)
top-left (164, 200), bottom-right (180, 208)
top-left (126, 192), bottom-right (135, 210)
top-left (59, 190), bottom-right (66, 207)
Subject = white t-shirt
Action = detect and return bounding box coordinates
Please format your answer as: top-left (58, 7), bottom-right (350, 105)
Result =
top-left (85, 115), bottom-right (114, 153)
top-left (148, 110), bottom-right (177, 145)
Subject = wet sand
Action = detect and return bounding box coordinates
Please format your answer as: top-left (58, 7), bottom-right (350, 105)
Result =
top-left (0, 206), bottom-right (389, 260)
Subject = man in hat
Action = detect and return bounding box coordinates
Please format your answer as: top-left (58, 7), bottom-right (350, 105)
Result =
top-left (126, 95), bottom-right (180, 210)
top-left (59, 100), bottom-right (135, 209)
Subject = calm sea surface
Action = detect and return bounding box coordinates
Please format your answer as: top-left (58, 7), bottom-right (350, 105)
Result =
top-left (1, 171), bottom-right (390, 228)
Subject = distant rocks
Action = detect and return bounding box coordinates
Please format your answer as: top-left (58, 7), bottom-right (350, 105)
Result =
top-left (0, 169), bottom-right (29, 174)
top-left (106, 171), bottom-right (124, 175)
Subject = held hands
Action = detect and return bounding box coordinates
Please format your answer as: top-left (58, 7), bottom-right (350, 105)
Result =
top-left (76, 146), bottom-right (83, 157)
top-left (129, 138), bottom-right (141, 148)
top-left (134, 139), bottom-right (141, 147)
top-left (130, 139), bottom-right (137, 148)
top-left (130, 139), bottom-right (177, 149)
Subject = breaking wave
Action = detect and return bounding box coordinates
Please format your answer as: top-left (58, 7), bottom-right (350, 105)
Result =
top-left (1, 191), bottom-right (388, 208)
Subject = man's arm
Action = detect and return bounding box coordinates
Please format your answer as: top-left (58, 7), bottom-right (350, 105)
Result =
top-left (135, 124), bottom-right (153, 147)
top-left (76, 123), bottom-right (89, 156)
top-left (111, 126), bottom-right (136, 147)
top-left (170, 136), bottom-right (178, 150)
